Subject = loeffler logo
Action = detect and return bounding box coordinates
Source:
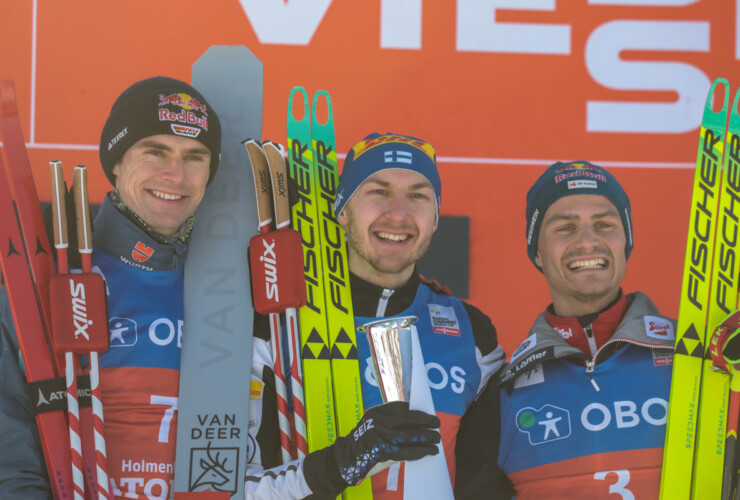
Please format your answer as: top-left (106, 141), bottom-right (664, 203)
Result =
top-left (70, 279), bottom-right (93, 341)
top-left (261, 238), bottom-right (279, 302)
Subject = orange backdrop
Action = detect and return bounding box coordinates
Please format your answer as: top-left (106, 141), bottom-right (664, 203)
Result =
top-left (1, 0), bottom-right (739, 356)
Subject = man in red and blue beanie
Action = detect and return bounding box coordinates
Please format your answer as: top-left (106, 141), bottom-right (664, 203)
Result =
top-left (295, 132), bottom-right (506, 499)
top-left (456, 160), bottom-right (679, 499)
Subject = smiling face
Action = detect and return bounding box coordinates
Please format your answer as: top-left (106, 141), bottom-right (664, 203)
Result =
top-left (337, 168), bottom-right (437, 289)
top-left (535, 194), bottom-right (627, 317)
top-left (112, 134), bottom-right (211, 235)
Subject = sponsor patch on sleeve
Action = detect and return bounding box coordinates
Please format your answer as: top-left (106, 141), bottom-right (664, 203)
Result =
top-left (644, 316), bottom-right (675, 341)
top-left (510, 334), bottom-right (537, 363)
top-left (500, 345), bottom-right (554, 386)
top-left (567, 179), bottom-right (597, 189)
top-left (652, 349), bottom-right (674, 366)
top-left (514, 364), bottom-right (545, 389)
top-left (250, 379), bottom-right (264, 399)
top-left (427, 304), bottom-right (461, 336)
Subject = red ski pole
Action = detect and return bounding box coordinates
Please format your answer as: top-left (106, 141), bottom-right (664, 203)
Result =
top-left (262, 141), bottom-right (308, 458)
top-left (48, 160), bottom-right (85, 500)
top-left (48, 163), bottom-right (110, 499)
top-left (244, 139), bottom-right (293, 463)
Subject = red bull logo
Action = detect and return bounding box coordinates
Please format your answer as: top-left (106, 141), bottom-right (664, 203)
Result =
top-left (554, 170), bottom-right (607, 184)
top-left (555, 162), bottom-right (600, 174)
top-left (352, 134), bottom-right (435, 162)
top-left (159, 108), bottom-right (208, 131)
top-left (158, 93), bottom-right (208, 115)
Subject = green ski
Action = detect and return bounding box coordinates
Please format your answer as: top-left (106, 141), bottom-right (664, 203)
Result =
top-left (287, 88), bottom-right (371, 499)
top-left (692, 85), bottom-right (740, 498)
top-left (661, 78), bottom-right (731, 499)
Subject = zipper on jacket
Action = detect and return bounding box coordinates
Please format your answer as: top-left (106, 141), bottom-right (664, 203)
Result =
top-left (376, 288), bottom-right (395, 317)
top-left (585, 360), bottom-right (600, 391)
top-left (585, 337), bottom-right (673, 392)
top-left (584, 324), bottom-right (598, 357)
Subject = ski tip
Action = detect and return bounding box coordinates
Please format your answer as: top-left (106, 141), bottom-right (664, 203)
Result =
top-left (311, 91), bottom-right (334, 127)
top-left (288, 87), bottom-right (309, 123)
top-left (706, 78), bottom-right (730, 114)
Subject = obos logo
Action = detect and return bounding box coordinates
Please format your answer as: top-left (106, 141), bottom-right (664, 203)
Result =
top-left (109, 317), bottom-right (137, 347)
top-left (516, 404), bottom-right (571, 445)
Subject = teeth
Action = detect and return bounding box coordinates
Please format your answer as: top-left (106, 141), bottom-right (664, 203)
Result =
top-left (569, 258), bottom-right (606, 271)
top-left (377, 232), bottom-right (408, 242)
top-left (151, 190), bottom-right (182, 201)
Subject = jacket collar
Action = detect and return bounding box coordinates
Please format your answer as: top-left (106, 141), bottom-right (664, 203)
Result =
top-left (93, 193), bottom-right (189, 271)
top-left (349, 270), bottom-right (420, 317)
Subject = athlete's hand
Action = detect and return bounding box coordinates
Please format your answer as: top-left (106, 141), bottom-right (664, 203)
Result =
top-left (332, 401), bottom-right (441, 486)
top-left (303, 401), bottom-right (441, 496)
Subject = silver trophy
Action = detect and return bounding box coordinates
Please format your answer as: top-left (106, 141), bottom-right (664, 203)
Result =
top-left (359, 316), bottom-right (418, 403)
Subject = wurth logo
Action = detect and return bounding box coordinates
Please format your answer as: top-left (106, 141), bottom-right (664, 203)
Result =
top-left (70, 279), bottom-right (93, 341)
top-left (261, 238), bottom-right (279, 302)
top-left (132, 241), bottom-right (154, 262)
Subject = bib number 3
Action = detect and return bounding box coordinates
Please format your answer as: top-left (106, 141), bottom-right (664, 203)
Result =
top-left (594, 470), bottom-right (634, 500)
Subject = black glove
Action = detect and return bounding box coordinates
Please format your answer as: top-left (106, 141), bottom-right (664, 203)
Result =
top-left (303, 401), bottom-right (441, 497)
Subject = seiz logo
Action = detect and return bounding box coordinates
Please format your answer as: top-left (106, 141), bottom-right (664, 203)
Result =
top-left (353, 418), bottom-right (374, 441)
top-left (261, 238), bottom-right (279, 302)
top-left (69, 279), bottom-right (92, 340)
top-left (132, 241), bottom-right (154, 263)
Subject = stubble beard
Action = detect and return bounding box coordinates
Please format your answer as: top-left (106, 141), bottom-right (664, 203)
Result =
top-left (345, 216), bottom-right (432, 277)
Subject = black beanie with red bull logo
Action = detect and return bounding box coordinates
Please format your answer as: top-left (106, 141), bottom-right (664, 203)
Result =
top-left (99, 76), bottom-right (221, 186)
top-left (525, 160), bottom-right (633, 271)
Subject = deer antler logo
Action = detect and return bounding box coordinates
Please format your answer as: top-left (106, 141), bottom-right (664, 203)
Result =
top-left (189, 442), bottom-right (238, 493)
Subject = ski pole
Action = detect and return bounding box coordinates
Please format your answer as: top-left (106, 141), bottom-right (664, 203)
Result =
top-left (72, 165), bottom-right (110, 499)
top-left (48, 161), bottom-right (86, 500)
top-left (262, 141), bottom-right (309, 458)
top-left (244, 140), bottom-right (293, 463)
top-left (48, 162), bottom-right (110, 499)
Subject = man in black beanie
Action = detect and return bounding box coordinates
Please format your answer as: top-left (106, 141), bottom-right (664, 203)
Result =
top-left (455, 161), bottom-right (677, 499)
top-left (0, 76), bottom-right (224, 498)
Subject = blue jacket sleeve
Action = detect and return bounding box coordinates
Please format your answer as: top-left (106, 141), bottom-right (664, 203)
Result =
top-left (0, 287), bottom-right (52, 498)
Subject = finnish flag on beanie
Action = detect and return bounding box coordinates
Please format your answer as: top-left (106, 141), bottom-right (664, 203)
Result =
top-left (525, 160), bottom-right (633, 270)
top-left (334, 133), bottom-right (441, 225)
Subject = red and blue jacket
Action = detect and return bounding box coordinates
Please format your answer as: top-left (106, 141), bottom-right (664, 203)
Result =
top-left (456, 292), bottom-right (675, 499)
